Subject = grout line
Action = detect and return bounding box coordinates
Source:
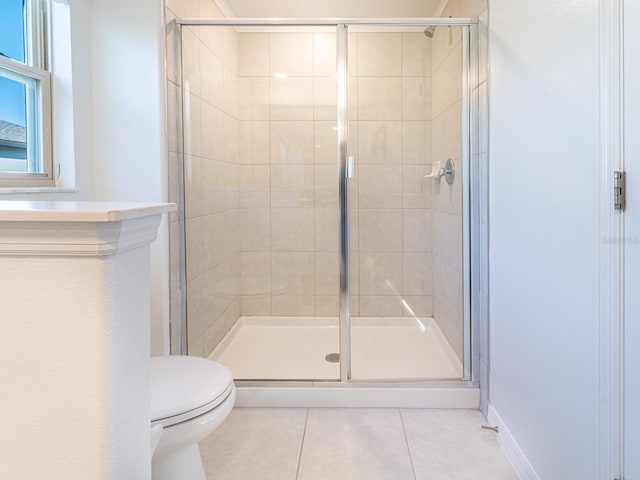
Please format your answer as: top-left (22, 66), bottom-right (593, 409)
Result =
top-left (295, 408), bottom-right (310, 480)
top-left (267, 33), bottom-right (273, 317)
top-left (354, 32), bottom-right (360, 317)
top-left (399, 32), bottom-right (406, 319)
top-left (399, 410), bottom-right (418, 480)
top-left (311, 32), bottom-right (317, 316)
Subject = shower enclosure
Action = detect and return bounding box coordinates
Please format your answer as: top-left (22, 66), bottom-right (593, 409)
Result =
top-left (168, 17), bottom-right (480, 385)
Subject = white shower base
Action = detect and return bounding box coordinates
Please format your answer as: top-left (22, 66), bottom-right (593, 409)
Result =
top-left (210, 316), bottom-right (463, 381)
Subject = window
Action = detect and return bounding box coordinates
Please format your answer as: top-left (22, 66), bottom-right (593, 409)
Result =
top-left (0, 0), bottom-right (52, 187)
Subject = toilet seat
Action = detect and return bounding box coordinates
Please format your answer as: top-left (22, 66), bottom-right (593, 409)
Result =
top-left (152, 382), bottom-right (234, 427)
top-left (151, 356), bottom-right (234, 428)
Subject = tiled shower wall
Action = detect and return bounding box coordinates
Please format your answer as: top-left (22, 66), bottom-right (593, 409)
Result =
top-left (236, 31), bottom-right (342, 318)
top-left (166, 11), bottom-right (462, 358)
top-left (237, 31), bottom-right (434, 320)
top-left (430, 24), bottom-right (464, 361)
top-left (166, 0), bottom-right (241, 357)
top-left (431, 0), bottom-right (488, 362)
top-left (349, 32), bottom-right (434, 317)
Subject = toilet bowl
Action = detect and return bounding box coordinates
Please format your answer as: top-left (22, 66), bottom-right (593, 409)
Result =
top-left (150, 356), bottom-right (236, 480)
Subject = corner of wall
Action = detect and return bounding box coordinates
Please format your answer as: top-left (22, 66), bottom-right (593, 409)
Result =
top-left (487, 404), bottom-right (541, 480)
top-left (88, 0), bottom-right (170, 354)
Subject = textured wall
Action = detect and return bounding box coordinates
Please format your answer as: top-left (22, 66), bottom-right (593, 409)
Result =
top-left (0, 232), bottom-right (154, 479)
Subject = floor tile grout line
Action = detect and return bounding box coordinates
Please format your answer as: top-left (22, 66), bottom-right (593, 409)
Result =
top-left (294, 408), bottom-right (310, 480)
top-left (399, 410), bottom-right (418, 480)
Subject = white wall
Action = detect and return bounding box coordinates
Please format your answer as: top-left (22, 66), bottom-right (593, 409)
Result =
top-left (624, 0), bottom-right (640, 475)
top-left (488, 0), bottom-right (600, 478)
top-left (0, 213), bottom-right (162, 479)
top-left (0, 1), bottom-right (170, 354)
top-left (87, 0), bottom-right (170, 354)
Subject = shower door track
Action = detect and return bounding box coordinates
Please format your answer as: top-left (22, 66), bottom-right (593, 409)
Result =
top-left (175, 18), bottom-right (478, 26)
top-left (173, 17), bottom-right (479, 390)
top-left (232, 380), bottom-right (480, 408)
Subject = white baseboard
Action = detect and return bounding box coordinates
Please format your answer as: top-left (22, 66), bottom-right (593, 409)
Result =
top-left (487, 404), bottom-right (541, 480)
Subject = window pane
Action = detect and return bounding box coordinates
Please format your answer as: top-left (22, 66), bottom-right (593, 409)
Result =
top-left (0, 0), bottom-right (26, 63)
top-left (0, 71), bottom-right (39, 174)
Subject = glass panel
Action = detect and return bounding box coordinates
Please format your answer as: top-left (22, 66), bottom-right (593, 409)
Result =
top-left (0, 72), bottom-right (30, 173)
top-left (179, 25), bottom-right (340, 381)
top-left (0, 0), bottom-right (27, 63)
top-left (348, 25), bottom-right (467, 381)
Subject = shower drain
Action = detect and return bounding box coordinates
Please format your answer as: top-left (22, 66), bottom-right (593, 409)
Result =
top-left (325, 353), bottom-right (340, 363)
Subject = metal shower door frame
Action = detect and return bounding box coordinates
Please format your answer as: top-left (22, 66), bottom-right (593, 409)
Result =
top-left (336, 24), bottom-right (350, 382)
top-left (173, 17), bottom-right (477, 384)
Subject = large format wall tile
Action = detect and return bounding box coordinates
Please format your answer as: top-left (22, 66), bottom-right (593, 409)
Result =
top-left (269, 33), bottom-right (314, 77)
top-left (402, 32), bottom-right (432, 77)
top-left (270, 77), bottom-right (314, 120)
top-left (239, 121), bottom-right (269, 165)
top-left (313, 33), bottom-right (336, 76)
top-left (431, 19), bottom-right (465, 361)
top-left (270, 165), bottom-right (315, 208)
top-left (190, 30), bottom-right (439, 334)
top-left (358, 209), bottom-right (403, 252)
top-left (359, 252), bottom-right (403, 296)
top-left (238, 33), bottom-right (269, 76)
top-left (239, 77), bottom-right (269, 121)
top-left (271, 208), bottom-right (315, 252)
top-left (358, 121), bottom-right (402, 165)
top-left (270, 121), bottom-right (314, 165)
top-left (240, 252), bottom-right (270, 296)
top-left (200, 46), bottom-right (223, 109)
top-left (358, 77), bottom-right (402, 120)
top-left (168, 1), bottom-right (244, 357)
top-left (357, 33), bottom-right (402, 77)
top-left (313, 77), bottom-right (337, 120)
top-left (358, 165), bottom-right (403, 209)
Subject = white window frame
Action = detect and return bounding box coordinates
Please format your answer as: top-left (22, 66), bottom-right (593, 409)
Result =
top-left (0, 0), bottom-right (53, 188)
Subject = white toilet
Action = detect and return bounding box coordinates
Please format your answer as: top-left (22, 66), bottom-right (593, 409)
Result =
top-left (150, 356), bottom-right (236, 480)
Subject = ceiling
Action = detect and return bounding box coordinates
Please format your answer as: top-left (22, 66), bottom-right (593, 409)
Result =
top-left (221, 0), bottom-right (442, 18)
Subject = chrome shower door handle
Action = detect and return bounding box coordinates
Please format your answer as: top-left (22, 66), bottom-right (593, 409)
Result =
top-left (347, 155), bottom-right (355, 179)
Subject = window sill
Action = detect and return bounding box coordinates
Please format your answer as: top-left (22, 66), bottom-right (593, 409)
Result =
top-left (0, 187), bottom-right (78, 194)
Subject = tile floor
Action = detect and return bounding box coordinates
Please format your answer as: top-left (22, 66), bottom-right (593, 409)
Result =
top-left (200, 408), bottom-right (518, 480)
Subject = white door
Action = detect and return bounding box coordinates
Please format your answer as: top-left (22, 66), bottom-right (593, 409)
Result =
top-left (624, 1), bottom-right (640, 477)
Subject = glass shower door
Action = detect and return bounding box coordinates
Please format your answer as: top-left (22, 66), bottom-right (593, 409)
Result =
top-left (178, 23), bottom-right (342, 381)
top-left (345, 24), bottom-right (469, 381)
top-left (174, 18), bottom-right (475, 383)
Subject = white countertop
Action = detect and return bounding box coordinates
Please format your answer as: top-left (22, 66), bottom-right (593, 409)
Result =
top-left (0, 201), bottom-right (176, 222)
